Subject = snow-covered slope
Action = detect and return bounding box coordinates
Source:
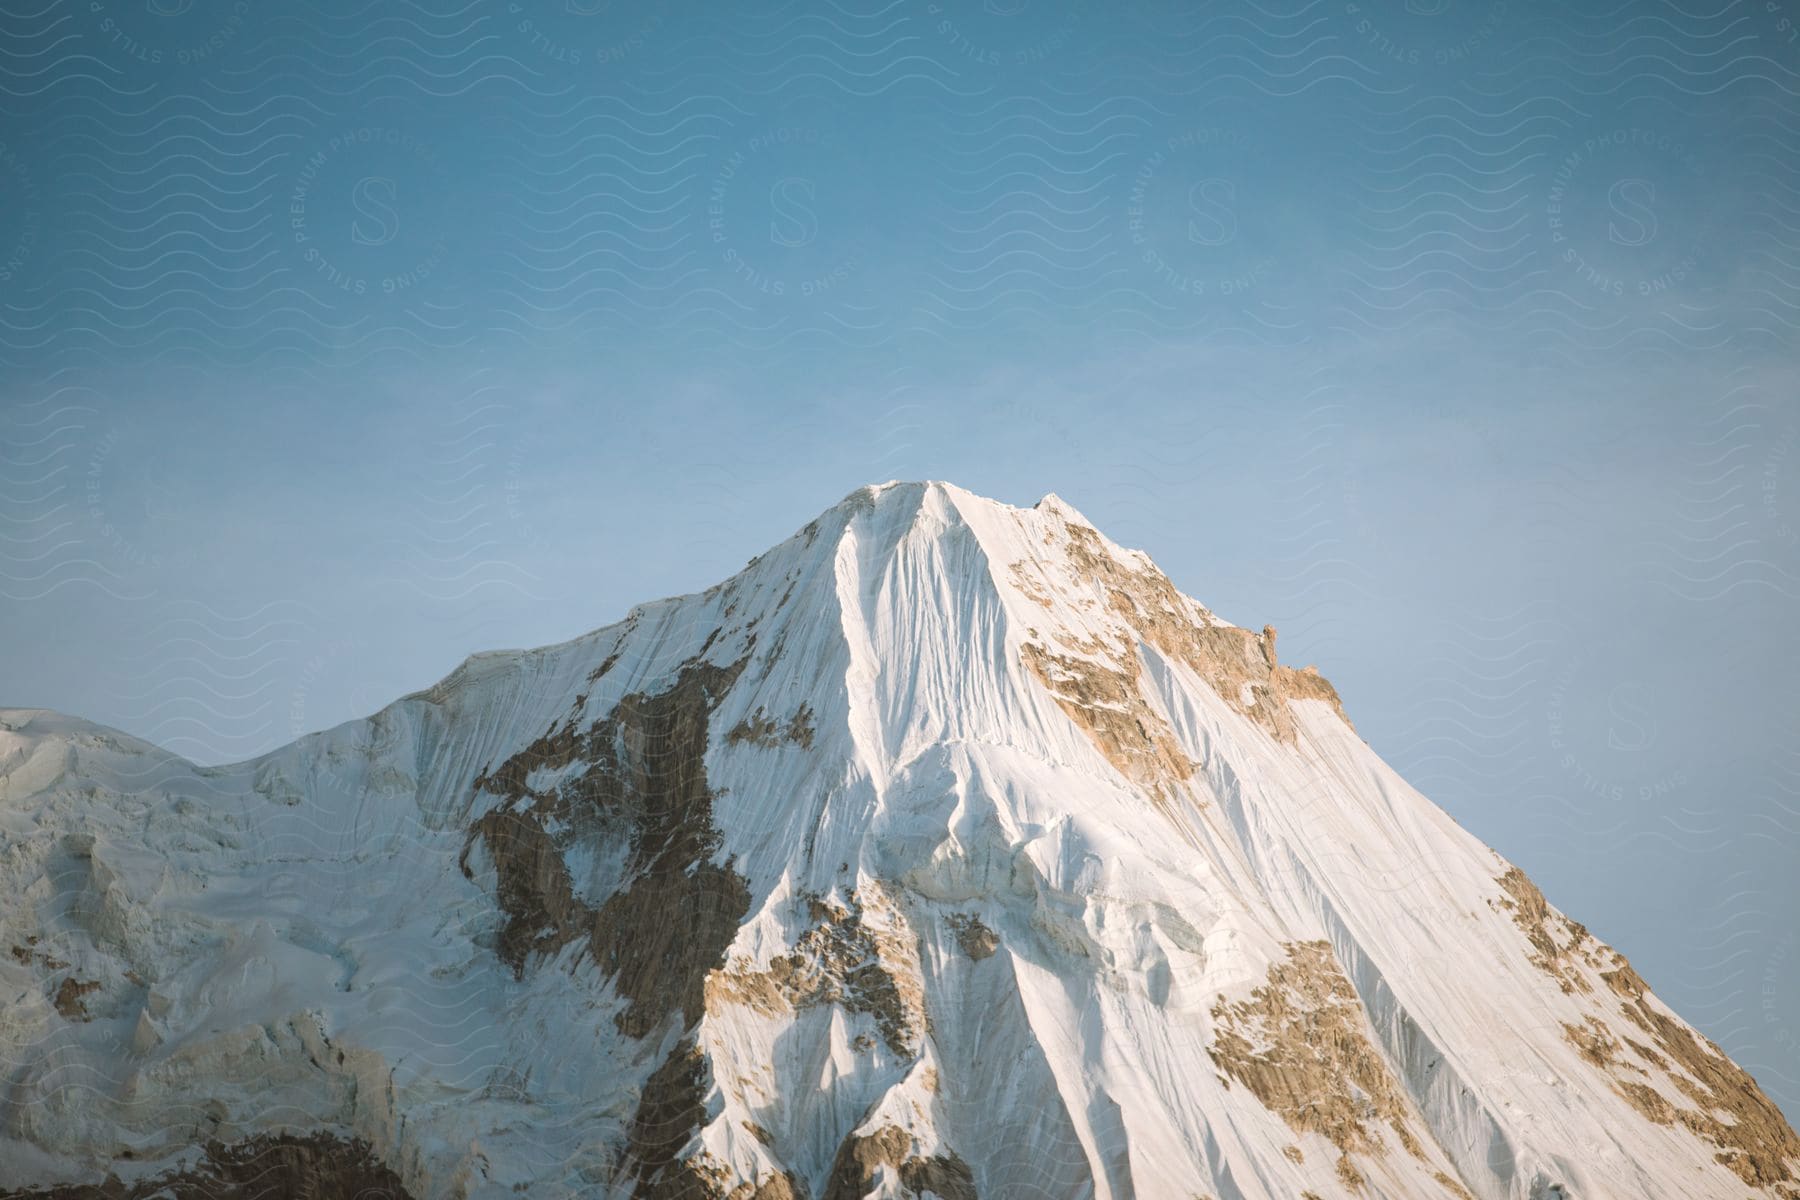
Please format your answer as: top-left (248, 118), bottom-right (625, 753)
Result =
top-left (2, 481), bottom-right (1795, 1200)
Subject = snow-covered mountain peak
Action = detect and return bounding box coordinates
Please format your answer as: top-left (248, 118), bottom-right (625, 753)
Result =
top-left (2, 483), bottom-right (1796, 1200)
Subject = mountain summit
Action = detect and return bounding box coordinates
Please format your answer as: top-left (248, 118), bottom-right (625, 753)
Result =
top-left (2, 481), bottom-right (1795, 1200)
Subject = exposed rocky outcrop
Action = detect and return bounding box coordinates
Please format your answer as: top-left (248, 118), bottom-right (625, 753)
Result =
top-left (623, 1035), bottom-right (804, 1198)
top-left (627, 1038), bottom-right (710, 1197)
top-left (706, 887), bottom-right (925, 1057)
top-left (1046, 525), bottom-right (1353, 743)
top-left (1010, 525), bottom-right (1352, 835)
top-left (1208, 941), bottom-right (1425, 1190)
top-left (0, 1133), bottom-right (414, 1200)
top-left (727, 704), bottom-right (816, 750)
top-left (1562, 1016), bottom-right (1622, 1068)
top-left (50, 977), bottom-right (98, 1021)
top-left (1020, 639), bottom-right (1196, 812)
top-left (1495, 864), bottom-right (1800, 1194)
top-left (1597, 956), bottom-right (1800, 1192)
top-left (945, 913), bottom-right (998, 961)
top-left (461, 656), bottom-right (753, 1038)
top-left (1492, 867), bottom-right (1604, 995)
top-left (821, 1125), bottom-right (976, 1200)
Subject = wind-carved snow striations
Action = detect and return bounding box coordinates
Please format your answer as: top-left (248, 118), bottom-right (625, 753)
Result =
top-left (0, 481), bottom-right (1795, 1200)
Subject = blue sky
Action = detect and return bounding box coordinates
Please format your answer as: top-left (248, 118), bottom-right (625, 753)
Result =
top-left (3, 0), bottom-right (1799, 1116)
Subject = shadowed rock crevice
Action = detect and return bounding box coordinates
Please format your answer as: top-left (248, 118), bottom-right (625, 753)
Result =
top-left (627, 1038), bottom-right (709, 1196)
top-left (461, 656), bottom-right (753, 1038)
top-left (624, 1038), bottom-right (805, 1200)
top-left (0, 1133), bottom-right (414, 1199)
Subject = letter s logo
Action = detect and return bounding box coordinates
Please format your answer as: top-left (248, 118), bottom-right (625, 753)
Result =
top-left (1186, 178), bottom-right (1237, 246)
top-left (1607, 178), bottom-right (1657, 247)
top-left (768, 177), bottom-right (818, 247)
top-left (350, 177), bottom-right (400, 247)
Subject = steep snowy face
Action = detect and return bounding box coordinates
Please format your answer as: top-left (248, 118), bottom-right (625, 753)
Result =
top-left (1, 481), bottom-right (1796, 1200)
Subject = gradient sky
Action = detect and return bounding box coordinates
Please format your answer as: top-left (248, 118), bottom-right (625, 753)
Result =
top-left (2, 0), bottom-right (1798, 1118)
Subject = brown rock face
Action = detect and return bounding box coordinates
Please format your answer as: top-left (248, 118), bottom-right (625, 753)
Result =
top-left (1492, 867), bottom-right (1602, 995)
top-left (627, 1038), bottom-right (711, 1196)
top-left (51, 978), bottom-right (99, 1021)
top-left (945, 913), bottom-right (998, 961)
top-left (1020, 639), bottom-right (1196, 812)
top-left (0, 1133), bottom-right (414, 1199)
top-left (727, 704), bottom-right (816, 749)
top-left (1207, 941), bottom-right (1425, 1190)
top-left (821, 1125), bottom-right (976, 1200)
top-left (706, 888), bottom-right (926, 1057)
top-left (1495, 867), bottom-right (1800, 1195)
top-left (623, 1039), bottom-right (804, 1200)
top-left (1062, 527), bottom-right (1353, 742)
top-left (638, 1159), bottom-right (803, 1200)
top-left (460, 652), bottom-right (853, 1200)
top-left (461, 656), bottom-right (753, 1038)
top-left (1014, 526), bottom-right (1352, 759)
top-left (1597, 956), bottom-right (1800, 1191)
top-left (461, 656), bottom-right (776, 1198)
top-left (1433, 1170), bottom-right (1477, 1200)
top-left (1562, 1016), bottom-right (1621, 1068)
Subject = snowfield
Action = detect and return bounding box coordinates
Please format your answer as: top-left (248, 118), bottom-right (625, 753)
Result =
top-left (1, 481), bottom-right (1795, 1200)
